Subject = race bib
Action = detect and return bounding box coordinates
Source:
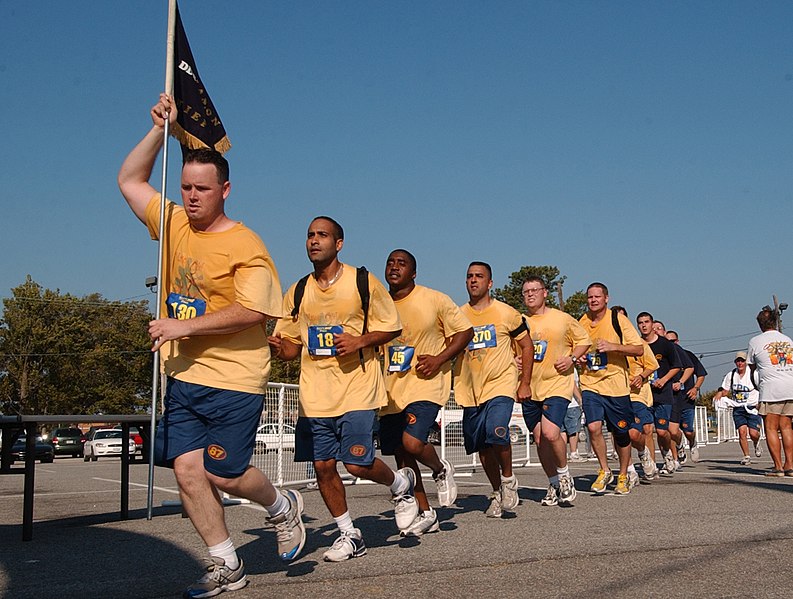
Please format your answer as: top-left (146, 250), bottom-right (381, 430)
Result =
top-left (649, 370), bottom-right (658, 383)
top-left (308, 325), bottom-right (343, 356)
top-left (586, 352), bottom-right (608, 371)
top-left (166, 292), bottom-right (206, 320)
top-left (388, 345), bottom-right (415, 372)
top-left (533, 340), bottom-right (548, 362)
top-left (468, 324), bottom-right (497, 350)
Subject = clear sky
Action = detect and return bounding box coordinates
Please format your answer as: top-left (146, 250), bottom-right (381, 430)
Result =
top-left (1, 1), bottom-right (791, 383)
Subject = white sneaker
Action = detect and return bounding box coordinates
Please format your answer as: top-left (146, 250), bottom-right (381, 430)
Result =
top-left (485, 491), bottom-right (503, 518)
top-left (500, 476), bottom-right (519, 510)
top-left (627, 470), bottom-right (640, 490)
top-left (540, 484), bottom-right (559, 507)
top-left (401, 508), bottom-right (440, 537)
top-left (323, 528), bottom-right (367, 562)
top-left (392, 468), bottom-right (419, 531)
top-left (673, 460), bottom-right (682, 472)
top-left (740, 455), bottom-right (752, 466)
top-left (569, 452), bottom-right (587, 463)
top-left (755, 444), bottom-right (763, 458)
top-left (690, 446), bottom-right (700, 463)
top-left (434, 458), bottom-right (457, 507)
top-left (558, 476), bottom-right (576, 506)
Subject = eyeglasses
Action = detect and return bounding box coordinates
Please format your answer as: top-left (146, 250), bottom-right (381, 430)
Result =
top-left (522, 288), bottom-right (545, 296)
top-left (735, 358), bottom-right (746, 363)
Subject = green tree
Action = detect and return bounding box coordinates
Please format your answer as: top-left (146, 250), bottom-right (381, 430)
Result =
top-left (0, 276), bottom-right (152, 415)
top-left (493, 265), bottom-right (586, 319)
top-left (266, 319), bottom-right (300, 384)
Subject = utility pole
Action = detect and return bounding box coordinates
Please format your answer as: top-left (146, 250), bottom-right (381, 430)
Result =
top-left (557, 280), bottom-right (565, 311)
top-left (772, 295), bottom-right (788, 331)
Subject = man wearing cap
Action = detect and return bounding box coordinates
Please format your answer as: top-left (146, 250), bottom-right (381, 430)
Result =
top-left (712, 352), bottom-right (762, 465)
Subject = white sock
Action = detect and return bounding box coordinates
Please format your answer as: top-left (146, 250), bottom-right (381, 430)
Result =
top-left (501, 474), bottom-right (516, 483)
top-left (208, 537), bottom-right (239, 570)
top-left (333, 511), bottom-right (355, 534)
top-left (627, 464), bottom-right (637, 475)
top-left (549, 475), bottom-right (560, 487)
top-left (390, 469), bottom-right (409, 495)
top-left (265, 490), bottom-right (289, 518)
top-left (556, 466), bottom-right (569, 479)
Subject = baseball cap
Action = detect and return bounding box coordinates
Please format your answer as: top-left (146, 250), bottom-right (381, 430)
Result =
top-left (735, 351), bottom-right (747, 361)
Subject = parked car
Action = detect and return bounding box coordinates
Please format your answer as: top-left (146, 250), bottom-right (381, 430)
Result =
top-left (113, 425), bottom-right (144, 455)
top-left (49, 427), bottom-right (86, 457)
top-left (254, 423), bottom-right (296, 453)
top-left (83, 429), bottom-right (136, 461)
top-left (11, 435), bottom-right (55, 464)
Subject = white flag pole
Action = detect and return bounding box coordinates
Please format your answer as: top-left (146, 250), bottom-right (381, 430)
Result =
top-left (147, 0), bottom-right (177, 520)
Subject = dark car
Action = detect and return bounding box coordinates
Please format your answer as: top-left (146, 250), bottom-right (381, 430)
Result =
top-left (12, 435), bottom-right (55, 464)
top-left (49, 427), bottom-right (86, 457)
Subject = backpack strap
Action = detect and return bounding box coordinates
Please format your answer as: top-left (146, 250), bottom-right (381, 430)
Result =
top-left (611, 309), bottom-right (623, 343)
top-left (290, 274), bottom-right (311, 321)
top-left (355, 266), bottom-right (370, 369)
top-left (730, 368), bottom-right (737, 397)
top-left (509, 316), bottom-right (530, 338)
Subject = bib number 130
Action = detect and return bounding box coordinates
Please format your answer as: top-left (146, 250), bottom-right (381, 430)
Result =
top-left (166, 293), bottom-right (206, 320)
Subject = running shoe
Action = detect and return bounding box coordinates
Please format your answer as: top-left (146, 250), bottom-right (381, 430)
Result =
top-left (393, 468), bottom-right (419, 531)
top-left (627, 470), bottom-right (640, 490)
top-left (740, 455), bottom-right (752, 466)
top-left (485, 491), bottom-right (503, 518)
top-left (434, 458), bottom-right (458, 507)
top-left (755, 444), bottom-right (763, 458)
top-left (558, 476), bottom-right (576, 506)
top-left (690, 446), bottom-right (700, 463)
top-left (500, 475), bottom-right (520, 510)
top-left (614, 473), bottom-right (631, 495)
top-left (323, 528), bottom-right (367, 562)
top-left (590, 469), bottom-right (614, 494)
top-left (673, 460), bottom-right (683, 472)
top-left (677, 445), bottom-right (688, 465)
top-left (660, 451), bottom-right (675, 476)
top-left (183, 557), bottom-right (247, 598)
top-left (266, 489), bottom-right (306, 562)
top-left (401, 508), bottom-right (440, 537)
top-left (540, 484), bottom-right (559, 507)
top-left (569, 452), bottom-right (587, 463)
top-left (639, 449), bottom-right (656, 476)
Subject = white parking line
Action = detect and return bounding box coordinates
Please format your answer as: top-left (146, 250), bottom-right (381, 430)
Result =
top-left (92, 477), bottom-right (179, 494)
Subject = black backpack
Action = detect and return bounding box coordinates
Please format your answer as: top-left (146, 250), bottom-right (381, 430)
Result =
top-left (290, 266), bottom-right (370, 367)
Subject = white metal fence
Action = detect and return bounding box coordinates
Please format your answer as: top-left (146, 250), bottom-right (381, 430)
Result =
top-left (252, 383), bottom-right (726, 487)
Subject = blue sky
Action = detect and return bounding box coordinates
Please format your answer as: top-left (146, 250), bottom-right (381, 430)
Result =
top-left (1, 1), bottom-right (792, 382)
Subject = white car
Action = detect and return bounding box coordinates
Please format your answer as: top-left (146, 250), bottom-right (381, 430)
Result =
top-left (255, 423), bottom-right (296, 453)
top-left (83, 428), bottom-right (136, 461)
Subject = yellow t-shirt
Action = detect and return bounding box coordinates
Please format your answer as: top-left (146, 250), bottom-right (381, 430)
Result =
top-left (578, 309), bottom-right (644, 397)
top-left (274, 264), bottom-right (401, 418)
top-left (454, 299), bottom-right (528, 407)
top-left (526, 308), bottom-right (591, 401)
top-left (382, 285), bottom-right (473, 414)
top-left (145, 195), bottom-right (283, 394)
top-left (629, 342), bottom-right (660, 406)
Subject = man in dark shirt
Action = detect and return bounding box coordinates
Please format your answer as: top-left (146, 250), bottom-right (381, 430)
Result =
top-left (665, 329), bottom-right (707, 464)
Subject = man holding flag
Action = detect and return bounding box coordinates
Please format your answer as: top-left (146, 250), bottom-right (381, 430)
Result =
top-left (118, 94), bottom-right (305, 598)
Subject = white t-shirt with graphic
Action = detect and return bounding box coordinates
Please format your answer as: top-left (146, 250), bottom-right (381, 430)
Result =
top-left (718, 369), bottom-right (759, 409)
top-left (747, 330), bottom-right (793, 402)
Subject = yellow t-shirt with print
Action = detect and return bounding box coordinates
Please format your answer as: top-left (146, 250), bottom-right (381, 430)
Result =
top-left (274, 264), bottom-right (401, 418)
top-left (454, 299), bottom-right (528, 407)
top-left (629, 342), bottom-right (660, 407)
top-left (526, 308), bottom-right (591, 401)
top-left (578, 309), bottom-right (644, 397)
top-left (145, 195), bottom-right (283, 394)
top-left (382, 285), bottom-right (472, 414)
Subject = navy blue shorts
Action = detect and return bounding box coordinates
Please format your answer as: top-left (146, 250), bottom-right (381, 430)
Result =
top-left (463, 395), bottom-right (514, 454)
top-left (582, 390), bottom-right (633, 436)
top-left (379, 401), bottom-right (441, 455)
top-left (651, 403), bottom-right (673, 430)
top-left (733, 406), bottom-right (762, 431)
top-left (155, 378), bottom-right (263, 478)
top-left (522, 396), bottom-right (569, 431)
top-left (671, 399), bottom-right (695, 430)
top-left (295, 410), bottom-right (377, 466)
top-left (631, 402), bottom-right (654, 431)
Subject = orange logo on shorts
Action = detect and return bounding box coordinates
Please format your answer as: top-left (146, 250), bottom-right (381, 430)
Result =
top-left (634, 417), bottom-right (641, 424)
top-left (349, 445), bottom-right (366, 456)
top-left (658, 419), bottom-right (667, 425)
top-left (617, 420), bottom-right (628, 429)
top-left (682, 423), bottom-right (689, 429)
top-left (406, 413), bottom-right (417, 425)
top-left (494, 426), bottom-right (508, 438)
top-left (207, 445), bottom-right (226, 460)
top-left (542, 404), bottom-right (549, 411)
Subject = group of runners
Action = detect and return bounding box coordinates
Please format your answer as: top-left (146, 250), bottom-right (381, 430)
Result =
top-left (117, 94), bottom-right (793, 599)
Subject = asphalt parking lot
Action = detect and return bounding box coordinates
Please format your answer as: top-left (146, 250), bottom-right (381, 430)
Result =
top-left (1, 441), bottom-right (792, 598)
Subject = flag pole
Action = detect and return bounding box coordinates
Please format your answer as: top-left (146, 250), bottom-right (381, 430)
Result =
top-left (147, 0), bottom-right (177, 520)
